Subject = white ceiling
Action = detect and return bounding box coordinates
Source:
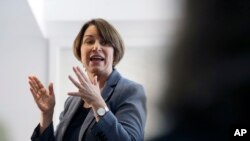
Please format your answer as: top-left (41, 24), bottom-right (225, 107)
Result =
top-left (27, 0), bottom-right (183, 39)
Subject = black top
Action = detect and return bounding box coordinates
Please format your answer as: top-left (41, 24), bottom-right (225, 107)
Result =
top-left (63, 103), bottom-right (90, 141)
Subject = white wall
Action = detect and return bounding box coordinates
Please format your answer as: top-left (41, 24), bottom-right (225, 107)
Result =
top-left (0, 0), bottom-right (48, 141)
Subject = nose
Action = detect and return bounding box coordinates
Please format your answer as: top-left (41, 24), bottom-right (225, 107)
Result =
top-left (92, 41), bottom-right (102, 51)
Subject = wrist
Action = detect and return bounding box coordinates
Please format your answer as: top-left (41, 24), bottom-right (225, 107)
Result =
top-left (41, 110), bottom-right (54, 120)
top-left (96, 106), bottom-right (109, 116)
top-left (91, 98), bottom-right (106, 109)
top-left (92, 105), bottom-right (109, 122)
top-left (39, 111), bottom-right (53, 134)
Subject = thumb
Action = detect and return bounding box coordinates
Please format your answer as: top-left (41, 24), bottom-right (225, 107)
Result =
top-left (48, 82), bottom-right (55, 95)
top-left (93, 75), bottom-right (99, 86)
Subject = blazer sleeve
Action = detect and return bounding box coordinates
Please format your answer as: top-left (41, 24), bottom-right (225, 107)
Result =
top-left (30, 98), bottom-right (71, 141)
top-left (31, 122), bottom-right (55, 141)
top-left (91, 82), bottom-right (147, 141)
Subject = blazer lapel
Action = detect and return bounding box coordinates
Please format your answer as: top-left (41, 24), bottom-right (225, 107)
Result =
top-left (102, 69), bottom-right (122, 102)
top-left (78, 69), bottom-right (121, 140)
top-left (56, 97), bottom-right (82, 141)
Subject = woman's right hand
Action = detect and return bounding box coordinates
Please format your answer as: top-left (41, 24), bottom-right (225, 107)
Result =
top-left (28, 76), bottom-right (55, 134)
top-left (28, 76), bottom-right (55, 115)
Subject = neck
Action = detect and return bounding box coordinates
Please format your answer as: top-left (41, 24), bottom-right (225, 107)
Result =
top-left (87, 69), bottom-right (113, 89)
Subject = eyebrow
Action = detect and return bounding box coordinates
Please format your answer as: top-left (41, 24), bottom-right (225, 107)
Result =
top-left (83, 35), bottom-right (94, 38)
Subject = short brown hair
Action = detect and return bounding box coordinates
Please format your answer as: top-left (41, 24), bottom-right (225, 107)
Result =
top-left (73, 18), bottom-right (124, 67)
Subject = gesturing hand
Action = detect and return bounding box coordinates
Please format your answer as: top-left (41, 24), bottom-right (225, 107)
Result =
top-left (28, 76), bottom-right (55, 115)
top-left (68, 66), bottom-right (105, 108)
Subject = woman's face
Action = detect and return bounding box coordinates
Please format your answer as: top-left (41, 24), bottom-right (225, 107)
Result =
top-left (81, 25), bottom-right (114, 76)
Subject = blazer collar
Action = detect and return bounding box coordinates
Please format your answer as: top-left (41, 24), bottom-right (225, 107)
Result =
top-left (102, 69), bottom-right (121, 101)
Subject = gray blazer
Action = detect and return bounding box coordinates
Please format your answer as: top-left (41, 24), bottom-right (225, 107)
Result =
top-left (31, 69), bottom-right (147, 141)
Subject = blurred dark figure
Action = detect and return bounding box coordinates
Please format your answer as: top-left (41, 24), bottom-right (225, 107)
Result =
top-left (150, 0), bottom-right (250, 141)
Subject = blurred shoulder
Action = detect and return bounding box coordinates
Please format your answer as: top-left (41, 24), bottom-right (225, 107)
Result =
top-left (119, 76), bottom-right (144, 91)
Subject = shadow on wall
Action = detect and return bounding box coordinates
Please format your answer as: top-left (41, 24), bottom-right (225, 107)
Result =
top-left (148, 0), bottom-right (250, 141)
top-left (0, 119), bottom-right (9, 141)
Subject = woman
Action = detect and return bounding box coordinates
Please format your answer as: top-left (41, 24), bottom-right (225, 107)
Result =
top-left (28, 18), bottom-right (147, 141)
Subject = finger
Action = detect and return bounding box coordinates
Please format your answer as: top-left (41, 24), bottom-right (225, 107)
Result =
top-left (93, 75), bottom-right (98, 86)
top-left (29, 80), bottom-right (39, 93)
top-left (28, 76), bottom-right (35, 81)
top-left (33, 76), bottom-right (45, 89)
top-left (48, 83), bottom-right (54, 96)
top-left (68, 92), bottom-right (82, 97)
top-left (68, 75), bottom-right (83, 89)
top-left (29, 76), bottom-right (42, 92)
top-left (28, 80), bottom-right (34, 89)
top-left (28, 77), bottom-right (38, 89)
top-left (73, 67), bottom-right (85, 84)
top-left (76, 66), bottom-right (89, 82)
top-left (28, 76), bottom-right (33, 81)
top-left (30, 87), bottom-right (39, 100)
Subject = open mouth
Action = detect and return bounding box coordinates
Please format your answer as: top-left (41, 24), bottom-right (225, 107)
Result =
top-left (90, 55), bottom-right (104, 61)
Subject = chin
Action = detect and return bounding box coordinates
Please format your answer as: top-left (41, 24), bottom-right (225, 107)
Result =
top-left (89, 67), bottom-right (102, 74)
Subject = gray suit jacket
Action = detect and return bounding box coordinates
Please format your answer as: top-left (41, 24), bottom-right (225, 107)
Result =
top-left (31, 69), bottom-right (147, 141)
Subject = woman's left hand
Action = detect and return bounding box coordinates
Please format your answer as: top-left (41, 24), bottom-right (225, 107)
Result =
top-left (68, 66), bottom-right (105, 108)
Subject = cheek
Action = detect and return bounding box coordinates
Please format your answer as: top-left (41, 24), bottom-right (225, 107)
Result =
top-left (80, 48), bottom-right (88, 64)
top-left (107, 49), bottom-right (114, 62)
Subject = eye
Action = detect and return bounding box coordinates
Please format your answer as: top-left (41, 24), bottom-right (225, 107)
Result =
top-left (84, 39), bottom-right (95, 45)
top-left (100, 39), bottom-right (109, 46)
